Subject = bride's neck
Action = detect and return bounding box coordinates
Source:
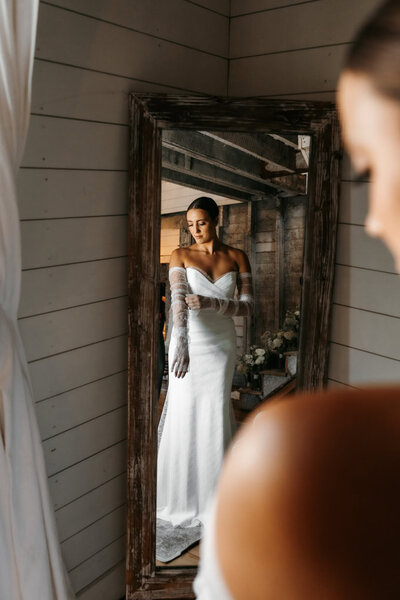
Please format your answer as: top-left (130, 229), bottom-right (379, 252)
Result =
top-left (197, 237), bottom-right (220, 255)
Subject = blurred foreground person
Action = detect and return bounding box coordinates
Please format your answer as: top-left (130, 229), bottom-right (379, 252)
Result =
top-left (194, 1), bottom-right (400, 598)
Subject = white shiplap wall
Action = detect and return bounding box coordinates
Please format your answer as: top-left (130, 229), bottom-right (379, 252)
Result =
top-left (161, 181), bottom-right (241, 215)
top-left (228, 0), bottom-right (400, 389)
top-left (18, 2), bottom-right (229, 598)
top-left (18, 3), bottom-right (400, 597)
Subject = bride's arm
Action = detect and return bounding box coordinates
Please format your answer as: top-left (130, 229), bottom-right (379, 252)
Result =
top-left (191, 272), bottom-right (253, 317)
top-left (185, 250), bottom-right (254, 317)
top-left (169, 249), bottom-right (190, 378)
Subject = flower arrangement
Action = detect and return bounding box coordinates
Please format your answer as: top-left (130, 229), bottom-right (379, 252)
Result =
top-left (236, 309), bottom-right (300, 388)
top-left (261, 308), bottom-right (300, 361)
top-left (237, 345), bottom-right (269, 376)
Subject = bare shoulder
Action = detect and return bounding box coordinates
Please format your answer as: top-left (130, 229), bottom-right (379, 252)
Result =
top-left (214, 406), bottom-right (284, 599)
top-left (226, 246), bottom-right (251, 272)
top-left (214, 396), bottom-right (334, 598)
top-left (214, 388), bottom-right (400, 599)
top-left (169, 247), bottom-right (188, 268)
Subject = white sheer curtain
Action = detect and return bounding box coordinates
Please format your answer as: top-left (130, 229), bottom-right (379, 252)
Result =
top-left (0, 1), bottom-right (75, 598)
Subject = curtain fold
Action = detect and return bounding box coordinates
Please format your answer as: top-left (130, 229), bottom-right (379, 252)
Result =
top-left (0, 1), bottom-right (75, 598)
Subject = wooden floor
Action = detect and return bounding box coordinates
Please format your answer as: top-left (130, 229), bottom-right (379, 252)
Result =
top-left (156, 541), bottom-right (201, 568)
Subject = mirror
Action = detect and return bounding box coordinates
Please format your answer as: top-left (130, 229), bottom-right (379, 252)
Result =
top-left (156, 129), bottom-right (309, 566)
top-left (127, 95), bottom-right (341, 599)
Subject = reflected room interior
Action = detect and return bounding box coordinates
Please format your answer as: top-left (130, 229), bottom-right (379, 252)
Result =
top-left (155, 129), bottom-right (310, 568)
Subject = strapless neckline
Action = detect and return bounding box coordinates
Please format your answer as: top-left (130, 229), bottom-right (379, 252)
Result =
top-left (186, 266), bottom-right (238, 284)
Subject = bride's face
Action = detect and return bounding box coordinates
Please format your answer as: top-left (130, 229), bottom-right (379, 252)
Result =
top-left (337, 71), bottom-right (400, 273)
top-left (186, 208), bottom-right (217, 244)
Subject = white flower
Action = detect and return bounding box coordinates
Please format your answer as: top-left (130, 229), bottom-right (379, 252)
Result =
top-left (284, 331), bottom-right (295, 340)
top-left (272, 338), bottom-right (283, 348)
top-left (244, 354), bottom-right (254, 366)
top-left (294, 310), bottom-right (300, 316)
top-left (255, 356), bottom-right (264, 365)
top-left (255, 348), bottom-right (266, 356)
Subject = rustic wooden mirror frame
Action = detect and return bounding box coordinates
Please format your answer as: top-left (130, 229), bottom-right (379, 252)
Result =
top-left (126, 94), bottom-right (342, 599)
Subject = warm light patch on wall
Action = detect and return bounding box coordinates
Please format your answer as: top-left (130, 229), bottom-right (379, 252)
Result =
top-left (160, 227), bottom-right (180, 264)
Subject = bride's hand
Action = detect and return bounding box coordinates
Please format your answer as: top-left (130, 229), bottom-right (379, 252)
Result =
top-left (171, 347), bottom-right (190, 378)
top-left (185, 294), bottom-right (211, 310)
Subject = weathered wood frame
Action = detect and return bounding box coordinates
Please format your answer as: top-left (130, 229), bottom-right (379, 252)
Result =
top-left (127, 94), bottom-right (342, 599)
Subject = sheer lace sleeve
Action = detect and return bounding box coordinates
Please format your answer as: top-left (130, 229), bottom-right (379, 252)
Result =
top-left (208, 272), bottom-right (254, 317)
top-left (169, 266), bottom-right (190, 376)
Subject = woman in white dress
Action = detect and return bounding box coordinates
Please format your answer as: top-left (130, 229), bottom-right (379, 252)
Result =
top-left (157, 197), bottom-right (254, 529)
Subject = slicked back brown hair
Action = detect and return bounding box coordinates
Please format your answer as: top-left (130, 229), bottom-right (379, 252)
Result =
top-left (345, 0), bottom-right (400, 101)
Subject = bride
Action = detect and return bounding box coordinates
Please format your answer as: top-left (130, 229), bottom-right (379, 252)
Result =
top-left (157, 196), bottom-right (254, 528)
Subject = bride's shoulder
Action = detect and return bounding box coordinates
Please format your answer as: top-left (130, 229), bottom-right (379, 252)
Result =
top-left (225, 246), bottom-right (251, 271)
top-left (224, 245), bottom-right (246, 259)
top-left (169, 247), bottom-right (187, 267)
top-left (169, 246), bottom-right (198, 268)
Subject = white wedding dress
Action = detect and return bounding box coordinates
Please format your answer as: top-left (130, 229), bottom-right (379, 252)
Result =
top-left (157, 266), bottom-right (238, 527)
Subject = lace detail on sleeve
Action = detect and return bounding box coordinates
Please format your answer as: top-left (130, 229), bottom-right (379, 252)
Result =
top-left (169, 266), bottom-right (190, 375)
top-left (209, 272), bottom-right (254, 317)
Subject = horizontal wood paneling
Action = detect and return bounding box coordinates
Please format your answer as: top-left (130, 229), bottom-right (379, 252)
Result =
top-left (330, 305), bottom-right (400, 361)
top-left (186, 0), bottom-right (230, 16)
top-left (35, 372), bottom-right (127, 439)
top-left (19, 258), bottom-right (127, 318)
top-left (25, 1), bottom-right (230, 596)
top-left (339, 181), bottom-right (368, 225)
top-left (61, 505), bottom-right (125, 570)
top-left (71, 537), bottom-right (125, 595)
top-left (230, 0), bottom-right (380, 58)
top-left (29, 335), bottom-right (127, 401)
top-left (329, 343), bottom-right (400, 386)
top-left (36, 3), bottom-right (227, 95)
top-left (334, 265), bottom-right (400, 319)
top-left (43, 406), bottom-right (126, 476)
top-left (231, 0), bottom-right (316, 16)
top-left (336, 224), bottom-right (397, 274)
top-left (227, 0), bottom-right (399, 407)
top-left (22, 116), bottom-right (128, 170)
top-left (21, 217), bottom-right (127, 269)
top-left (229, 44), bottom-right (347, 96)
top-left (43, 0), bottom-right (229, 57)
top-left (327, 378), bottom-right (356, 390)
top-left (31, 60), bottom-right (189, 125)
top-left (20, 297), bottom-right (127, 362)
top-left (49, 441), bottom-right (126, 510)
top-left (274, 90), bottom-right (336, 101)
top-left (18, 168), bottom-right (128, 219)
top-left (56, 473), bottom-right (126, 542)
top-left (76, 560), bottom-right (125, 600)
top-left (161, 181), bottom-right (238, 215)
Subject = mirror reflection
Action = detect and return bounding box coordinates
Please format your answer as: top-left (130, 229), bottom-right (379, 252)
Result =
top-left (155, 130), bottom-right (309, 567)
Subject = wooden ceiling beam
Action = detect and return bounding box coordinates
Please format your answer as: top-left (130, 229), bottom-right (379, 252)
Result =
top-left (163, 130), bottom-right (306, 191)
top-left (163, 130), bottom-right (268, 181)
top-left (201, 131), bottom-right (298, 172)
top-left (162, 147), bottom-right (278, 196)
top-left (162, 141), bottom-right (306, 195)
